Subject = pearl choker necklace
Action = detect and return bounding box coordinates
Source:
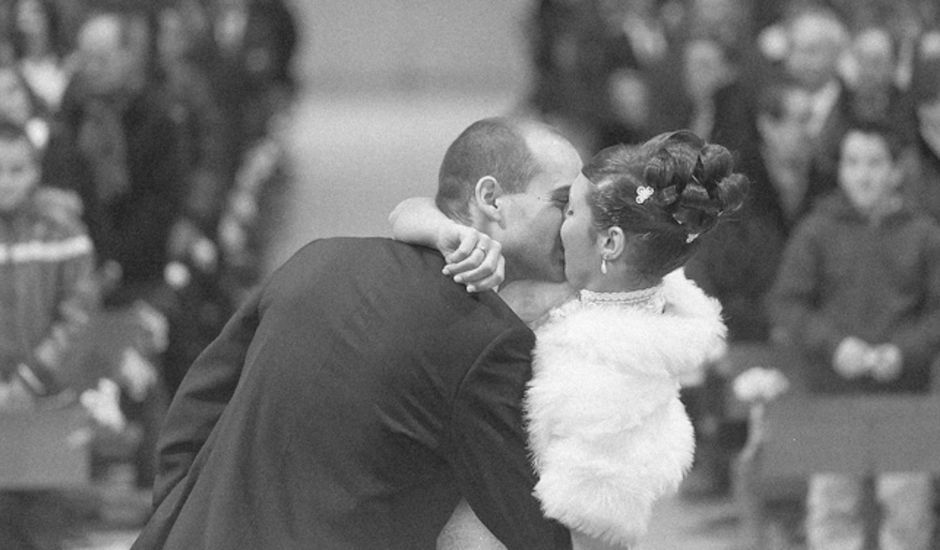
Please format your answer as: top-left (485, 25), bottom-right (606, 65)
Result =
top-left (579, 284), bottom-right (666, 313)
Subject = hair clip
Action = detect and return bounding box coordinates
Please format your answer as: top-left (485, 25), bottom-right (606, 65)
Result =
top-left (635, 186), bottom-right (654, 205)
top-left (686, 232), bottom-right (700, 244)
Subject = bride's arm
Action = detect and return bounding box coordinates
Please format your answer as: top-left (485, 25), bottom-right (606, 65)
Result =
top-left (389, 197), bottom-right (503, 292)
top-left (388, 197), bottom-right (451, 249)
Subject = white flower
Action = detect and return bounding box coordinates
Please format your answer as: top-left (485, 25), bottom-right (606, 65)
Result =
top-left (80, 379), bottom-right (126, 432)
top-left (732, 366), bottom-right (790, 404)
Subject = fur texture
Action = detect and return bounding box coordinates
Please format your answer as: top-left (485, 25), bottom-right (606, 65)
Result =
top-left (525, 271), bottom-right (726, 547)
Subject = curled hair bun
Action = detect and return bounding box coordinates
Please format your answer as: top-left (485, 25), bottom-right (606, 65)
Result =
top-left (638, 135), bottom-right (748, 237)
top-left (582, 130), bottom-right (751, 278)
top-left (641, 149), bottom-right (681, 206)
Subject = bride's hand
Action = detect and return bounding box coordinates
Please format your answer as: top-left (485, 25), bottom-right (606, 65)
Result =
top-left (437, 225), bottom-right (504, 293)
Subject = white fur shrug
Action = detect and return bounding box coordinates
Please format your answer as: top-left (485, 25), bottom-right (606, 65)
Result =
top-left (524, 271), bottom-right (726, 548)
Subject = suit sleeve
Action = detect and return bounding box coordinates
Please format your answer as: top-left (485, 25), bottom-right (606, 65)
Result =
top-left (152, 288), bottom-right (262, 507)
top-left (449, 327), bottom-right (571, 550)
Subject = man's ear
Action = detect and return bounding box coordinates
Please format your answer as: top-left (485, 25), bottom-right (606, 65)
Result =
top-left (599, 226), bottom-right (626, 260)
top-left (474, 176), bottom-right (503, 222)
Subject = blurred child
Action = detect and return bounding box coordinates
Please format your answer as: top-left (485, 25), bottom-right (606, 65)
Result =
top-left (0, 119), bottom-right (96, 405)
top-left (769, 122), bottom-right (940, 550)
top-left (0, 119), bottom-right (98, 550)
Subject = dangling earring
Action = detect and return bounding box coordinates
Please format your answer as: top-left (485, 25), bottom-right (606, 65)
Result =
top-left (601, 256), bottom-right (608, 275)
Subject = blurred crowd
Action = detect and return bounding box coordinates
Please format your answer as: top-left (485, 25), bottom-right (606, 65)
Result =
top-left (520, 0), bottom-right (940, 545)
top-left (0, 0), bottom-right (296, 546)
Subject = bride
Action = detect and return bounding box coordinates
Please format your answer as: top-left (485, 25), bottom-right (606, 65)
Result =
top-left (391, 130), bottom-right (748, 549)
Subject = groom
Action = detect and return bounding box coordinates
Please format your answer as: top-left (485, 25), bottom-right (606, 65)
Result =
top-left (131, 117), bottom-right (582, 549)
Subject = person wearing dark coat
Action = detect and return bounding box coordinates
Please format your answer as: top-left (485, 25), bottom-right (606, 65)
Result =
top-left (41, 11), bottom-right (185, 489)
top-left (130, 118), bottom-right (581, 550)
top-left (42, 13), bottom-right (186, 303)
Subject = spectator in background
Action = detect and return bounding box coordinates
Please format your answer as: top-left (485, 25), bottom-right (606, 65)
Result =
top-left (206, 0), bottom-right (297, 184)
top-left (753, 83), bottom-right (820, 229)
top-left (594, 0), bottom-right (670, 148)
top-left (844, 26), bottom-right (916, 141)
top-left (215, 127), bottom-right (291, 308)
top-left (524, 0), bottom-right (644, 156)
top-left (154, 2), bottom-right (232, 393)
top-left (769, 122), bottom-right (940, 550)
top-left (676, 38), bottom-right (758, 159)
top-left (0, 64), bottom-right (51, 151)
top-left (157, 3), bottom-right (229, 242)
top-left (9, 0), bottom-right (72, 111)
top-left (687, 0), bottom-right (769, 88)
top-left (777, 5), bottom-right (851, 191)
top-left (45, 10), bottom-right (184, 310)
top-left (43, 10), bottom-right (184, 488)
top-left (0, 120), bottom-right (95, 409)
top-left (902, 51), bottom-right (940, 222)
top-left (0, 120), bottom-right (97, 550)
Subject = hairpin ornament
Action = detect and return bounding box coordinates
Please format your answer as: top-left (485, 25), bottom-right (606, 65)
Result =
top-left (635, 186), bottom-right (654, 205)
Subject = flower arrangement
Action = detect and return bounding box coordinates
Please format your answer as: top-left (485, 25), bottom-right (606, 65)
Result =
top-left (79, 378), bottom-right (126, 433)
top-left (732, 366), bottom-right (790, 404)
top-left (732, 367), bottom-right (790, 466)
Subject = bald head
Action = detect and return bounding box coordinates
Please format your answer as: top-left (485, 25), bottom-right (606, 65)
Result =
top-left (78, 13), bottom-right (123, 51)
top-left (785, 8), bottom-right (849, 91)
top-left (76, 13), bottom-right (135, 96)
top-left (517, 121), bottom-right (582, 192)
top-left (853, 27), bottom-right (895, 88)
top-left (436, 118), bottom-right (543, 223)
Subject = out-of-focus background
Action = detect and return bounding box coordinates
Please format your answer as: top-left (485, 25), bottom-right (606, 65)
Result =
top-left (2, 0), bottom-right (940, 549)
top-left (272, 0), bottom-right (536, 267)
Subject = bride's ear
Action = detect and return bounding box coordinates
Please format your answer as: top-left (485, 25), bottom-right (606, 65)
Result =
top-left (473, 176), bottom-right (504, 223)
top-left (599, 226), bottom-right (626, 260)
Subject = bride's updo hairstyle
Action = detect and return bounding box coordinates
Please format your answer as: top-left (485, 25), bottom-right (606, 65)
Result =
top-left (583, 130), bottom-right (749, 278)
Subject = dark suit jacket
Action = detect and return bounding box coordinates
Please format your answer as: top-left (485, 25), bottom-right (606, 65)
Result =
top-left (132, 237), bottom-right (570, 550)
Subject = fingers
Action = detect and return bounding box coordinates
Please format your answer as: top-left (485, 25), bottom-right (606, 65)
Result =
top-left (443, 234), bottom-right (499, 275)
top-left (463, 255), bottom-right (505, 293)
top-left (443, 230), bottom-right (493, 269)
top-left (437, 226), bottom-right (505, 292)
top-left (446, 240), bottom-right (502, 283)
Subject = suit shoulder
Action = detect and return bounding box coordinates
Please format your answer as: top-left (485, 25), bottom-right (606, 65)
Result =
top-left (289, 237), bottom-right (430, 260)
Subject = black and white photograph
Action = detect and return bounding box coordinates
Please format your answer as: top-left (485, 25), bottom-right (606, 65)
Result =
top-left (1, 0), bottom-right (940, 548)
